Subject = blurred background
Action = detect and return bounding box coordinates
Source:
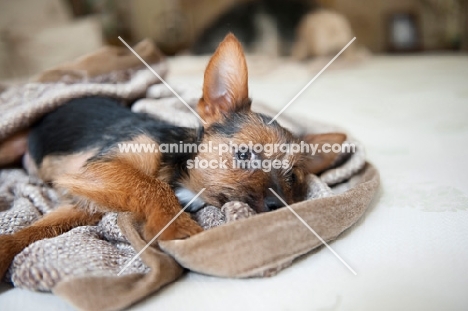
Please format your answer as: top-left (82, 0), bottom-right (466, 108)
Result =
top-left (0, 0), bottom-right (467, 81)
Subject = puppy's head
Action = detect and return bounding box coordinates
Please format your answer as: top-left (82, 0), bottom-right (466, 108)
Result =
top-left (179, 34), bottom-right (346, 213)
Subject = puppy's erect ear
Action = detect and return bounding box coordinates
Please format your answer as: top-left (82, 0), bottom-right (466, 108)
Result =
top-left (198, 33), bottom-right (249, 124)
top-left (302, 133), bottom-right (347, 175)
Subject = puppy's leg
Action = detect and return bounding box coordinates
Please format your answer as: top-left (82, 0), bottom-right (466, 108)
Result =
top-left (0, 129), bottom-right (29, 167)
top-left (56, 157), bottom-right (203, 242)
top-left (0, 204), bottom-right (102, 279)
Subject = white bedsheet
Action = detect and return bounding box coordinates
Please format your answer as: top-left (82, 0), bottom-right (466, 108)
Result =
top-left (1, 55), bottom-right (467, 310)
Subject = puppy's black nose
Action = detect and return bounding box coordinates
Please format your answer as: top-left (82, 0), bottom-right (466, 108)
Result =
top-left (264, 196), bottom-right (284, 211)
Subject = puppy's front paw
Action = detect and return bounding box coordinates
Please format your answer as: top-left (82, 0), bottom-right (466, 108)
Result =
top-left (144, 212), bottom-right (203, 242)
top-left (221, 201), bottom-right (256, 223)
top-left (170, 213), bottom-right (204, 240)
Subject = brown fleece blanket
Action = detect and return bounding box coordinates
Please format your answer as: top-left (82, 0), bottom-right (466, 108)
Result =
top-left (0, 41), bottom-right (379, 311)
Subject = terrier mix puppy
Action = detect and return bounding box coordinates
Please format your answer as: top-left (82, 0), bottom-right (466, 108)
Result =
top-left (0, 34), bottom-right (345, 278)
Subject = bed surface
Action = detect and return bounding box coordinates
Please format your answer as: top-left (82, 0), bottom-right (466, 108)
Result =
top-left (1, 54), bottom-right (467, 310)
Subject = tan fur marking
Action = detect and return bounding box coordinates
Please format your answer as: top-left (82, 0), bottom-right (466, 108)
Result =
top-left (198, 33), bottom-right (249, 124)
top-left (0, 130), bottom-right (29, 167)
top-left (38, 149), bottom-right (98, 182)
top-left (56, 156), bottom-right (202, 242)
top-left (303, 133), bottom-right (347, 174)
top-left (115, 135), bottom-right (161, 176)
top-left (0, 204), bottom-right (102, 278)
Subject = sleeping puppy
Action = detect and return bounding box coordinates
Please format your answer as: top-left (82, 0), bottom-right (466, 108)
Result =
top-left (0, 34), bottom-right (346, 278)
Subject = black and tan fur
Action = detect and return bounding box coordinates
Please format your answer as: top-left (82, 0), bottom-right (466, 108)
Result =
top-left (0, 34), bottom-right (346, 279)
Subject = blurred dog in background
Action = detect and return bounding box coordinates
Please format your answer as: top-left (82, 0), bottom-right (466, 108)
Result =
top-left (191, 0), bottom-right (360, 60)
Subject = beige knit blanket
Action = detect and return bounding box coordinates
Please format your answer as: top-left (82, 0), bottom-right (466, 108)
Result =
top-left (0, 42), bottom-right (378, 311)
